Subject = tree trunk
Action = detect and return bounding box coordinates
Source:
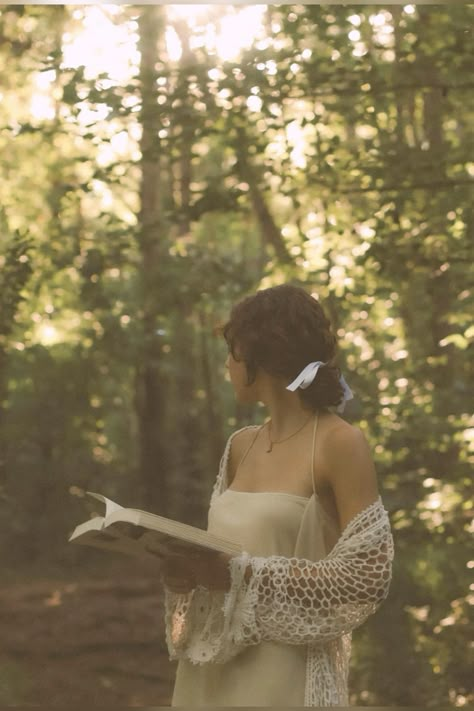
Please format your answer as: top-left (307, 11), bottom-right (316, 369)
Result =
top-left (198, 308), bottom-right (225, 474)
top-left (135, 6), bottom-right (171, 513)
top-left (165, 20), bottom-right (215, 526)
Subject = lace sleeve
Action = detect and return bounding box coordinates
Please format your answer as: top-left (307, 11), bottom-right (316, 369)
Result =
top-left (163, 429), bottom-right (252, 664)
top-left (225, 497), bottom-right (394, 652)
top-left (164, 496), bottom-right (394, 665)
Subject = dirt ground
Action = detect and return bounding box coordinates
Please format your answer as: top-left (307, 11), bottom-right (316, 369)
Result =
top-left (0, 559), bottom-right (177, 706)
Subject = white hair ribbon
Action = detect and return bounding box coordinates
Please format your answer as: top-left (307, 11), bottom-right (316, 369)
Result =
top-left (286, 361), bottom-right (328, 391)
top-left (286, 361), bottom-right (354, 413)
top-left (336, 372), bottom-right (354, 413)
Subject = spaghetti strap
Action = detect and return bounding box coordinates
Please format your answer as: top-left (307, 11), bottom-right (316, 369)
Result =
top-left (236, 425), bottom-right (263, 474)
top-left (311, 413), bottom-right (320, 499)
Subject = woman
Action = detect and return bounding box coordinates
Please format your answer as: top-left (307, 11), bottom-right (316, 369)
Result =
top-left (160, 284), bottom-right (394, 706)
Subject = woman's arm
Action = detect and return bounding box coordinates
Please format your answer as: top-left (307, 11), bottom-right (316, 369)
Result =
top-left (323, 424), bottom-right (380, 532)
top-left (228, 499), bottom-right (392, 647)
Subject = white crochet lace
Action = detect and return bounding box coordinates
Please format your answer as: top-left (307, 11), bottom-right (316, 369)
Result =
top-left (164, 427), bottom-right (394, 706)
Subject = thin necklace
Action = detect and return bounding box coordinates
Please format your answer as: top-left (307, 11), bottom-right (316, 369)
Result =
top-left (265, 414), bottom-right (314, 453)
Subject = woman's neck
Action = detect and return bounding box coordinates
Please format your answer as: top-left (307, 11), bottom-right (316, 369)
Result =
top-left (262, 397), bottom-right (316, 441)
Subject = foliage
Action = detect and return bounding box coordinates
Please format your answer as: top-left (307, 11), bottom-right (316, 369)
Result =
top-left (0, 4), bottom-right (472, 706)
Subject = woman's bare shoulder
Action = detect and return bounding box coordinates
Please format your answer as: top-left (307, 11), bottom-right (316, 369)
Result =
top-left (318, 415), bottom-right (379, 529)
top-left (316, 413), bottom-right (368, 481)
top-left (324, 413), bottom-right (366, 447)
top-left (319, 414), bottom-right (377, 486)
top-left (319, 411), bottom-right (363, 439)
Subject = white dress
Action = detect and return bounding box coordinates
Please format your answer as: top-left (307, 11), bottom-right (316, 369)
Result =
top-left (172, 415), bottom-right (332, 706)
top-left (172, 489), bottom-right (310, 706)
top-left (165, 414), bottom-right (394, 706)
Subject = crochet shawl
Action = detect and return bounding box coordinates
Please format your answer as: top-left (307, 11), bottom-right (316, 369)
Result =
top-left (164, 427), bottom-right (394, 706)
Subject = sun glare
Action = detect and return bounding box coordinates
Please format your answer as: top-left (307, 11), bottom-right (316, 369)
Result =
top-left (28, 5), bottom-right (268, 119)
top-left (166, 5), bottom-right (267, 62)
top-left (62, 7), bottom-right (140, 82)
top-left (166, 4), bottom-right (213, 26)
top-left (36, 323), bottom-right (62, 346)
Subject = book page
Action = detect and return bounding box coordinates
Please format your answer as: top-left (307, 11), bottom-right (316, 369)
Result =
top-left (68, 515), bottom-right (104, 541)
top-left (86, 491), bottom-right (124, 518)
top-left (70, 526), bottom-right (164, 562)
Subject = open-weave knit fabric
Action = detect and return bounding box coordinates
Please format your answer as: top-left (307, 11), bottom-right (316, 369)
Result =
top-left (164, 428), bottom-right (394, 706)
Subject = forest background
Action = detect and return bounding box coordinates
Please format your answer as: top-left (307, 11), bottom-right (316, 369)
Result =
top-left (0, 3), bottom-right (472, 707)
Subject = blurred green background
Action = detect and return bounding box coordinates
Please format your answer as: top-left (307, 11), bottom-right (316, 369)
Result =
top-left (0, 4), bottom-right (472, 707)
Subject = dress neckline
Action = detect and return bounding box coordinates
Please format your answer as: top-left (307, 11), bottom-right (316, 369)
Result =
top-left (225, 415), bottom-right (320, 502)
top-left (225, 488), bottom-right (310, 502)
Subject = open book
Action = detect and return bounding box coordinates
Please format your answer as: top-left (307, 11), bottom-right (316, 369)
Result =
top-left (68, 491), bottom-right (242, 561)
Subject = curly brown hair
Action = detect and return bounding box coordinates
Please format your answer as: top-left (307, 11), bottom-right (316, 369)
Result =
top-left (220, 284), bottom-right (345, 412)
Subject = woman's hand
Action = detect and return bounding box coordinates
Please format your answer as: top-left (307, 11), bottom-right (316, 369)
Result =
top-left (160, 549), bottom-right (234, 593)
top-left (160, 553), bottom-right (197, 594)
top-left (191, 551), bottom-right (233, 591)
